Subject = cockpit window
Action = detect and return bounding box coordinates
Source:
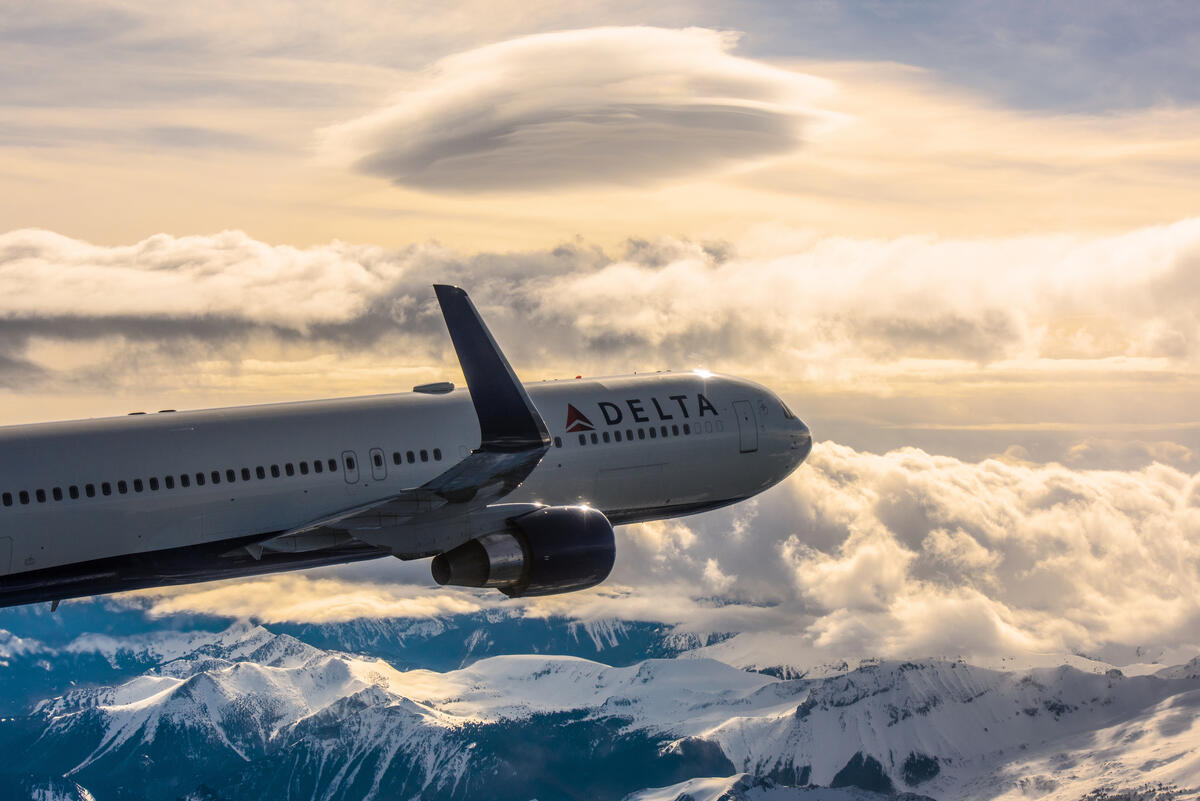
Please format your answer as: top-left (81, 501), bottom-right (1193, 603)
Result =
top-left (780, 401), bottom-right (796, 420)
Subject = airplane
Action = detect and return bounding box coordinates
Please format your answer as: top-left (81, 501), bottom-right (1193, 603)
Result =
top-left (0, 286), bottom-right (812, 608)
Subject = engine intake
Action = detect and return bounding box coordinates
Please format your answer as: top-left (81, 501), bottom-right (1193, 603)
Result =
top-left (430, 505), bottom-right (615, 597)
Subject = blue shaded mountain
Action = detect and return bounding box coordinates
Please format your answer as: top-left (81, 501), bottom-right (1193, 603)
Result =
top-left (4, 622), bottom-right (1200, 800)
top-left (0, 599), bottom-right (719, 718)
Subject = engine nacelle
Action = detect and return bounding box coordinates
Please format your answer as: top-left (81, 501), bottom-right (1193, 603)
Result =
top-left (430, 505), bottom-right (615, 597)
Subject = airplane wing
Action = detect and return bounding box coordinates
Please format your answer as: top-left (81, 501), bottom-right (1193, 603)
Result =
top-left (242, 285), bottom-right (551, 559)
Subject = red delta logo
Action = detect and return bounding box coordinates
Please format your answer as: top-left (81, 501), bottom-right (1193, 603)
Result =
top-left (564, 404), bottom-right (595, 433)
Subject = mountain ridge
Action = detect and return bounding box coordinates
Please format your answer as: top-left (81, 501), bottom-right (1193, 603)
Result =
top-left (2, 620), bottom-right (1199, 800)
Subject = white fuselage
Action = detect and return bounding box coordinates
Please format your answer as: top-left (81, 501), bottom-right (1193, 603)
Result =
top-left (0, 371), bottom-right (810, 603)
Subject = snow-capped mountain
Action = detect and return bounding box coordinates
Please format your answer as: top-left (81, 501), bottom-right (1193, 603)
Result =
top-left (0, 601), bottom-right (715, 719)
top-left (2, 621), bottom-right (1199, 801)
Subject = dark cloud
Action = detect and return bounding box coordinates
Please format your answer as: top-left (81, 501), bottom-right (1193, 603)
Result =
top-left (0, 122), bottom-right (271, 152)
top-left (0, 1), bottom-right (136, 48)
top-left (737, 0), bottom-right (1200, 112)
top-left (352, 103), bottom-right (801, 191)
top-left (848, 310), bottom-right (1018, 363)
top-left (140, 126), bottom-right (270, 151)
top-left (0, 351), bottom-right (44, 389)
top-left (4, 4), bottom-right (1191, 122)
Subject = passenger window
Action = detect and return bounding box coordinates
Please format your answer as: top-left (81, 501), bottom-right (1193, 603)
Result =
top-left (270, 465), bottom-right (280, 478)
top-left (638, 429), bottom-right (646, 440)
top-left (179, 475), bottom-right (189, 488)
top-left (195, 473), bottom-right (205, 486)
top-left (1, 492), bottom-right (10, 506)
top-left (602, 431), bottom-right (610, 443)
top-left (661, 425), bottom-right (669, 437)
top-left (683, 423), bottom-right (690, 435)
top-left (327, 458), bottom-right (337, 471)
top-left (433, 448), bottom-right (442, 460)
top-left (86, 483), bottom-right (97, 496)
top-left (579, 434), bottom-right (587, 445)
top-left (69, 486), bottom-right (80, 499)
top-left (256, 466), bottom-right (266, 479)
top-left (372, 452), bottom-right (383, 468)
top-left (52, 487), bottom-right (63, 501)
top-left (344, 457), bottom-right (355, 470)
top-left (19, 490), bottom-right (29, 504)
top-left (165, 476), bottom-right (174, 489)
top-left (299, 461), bottom-right (309, 475)
top-left (649, 428), bottom-right (657, 439)
top-left (285, 463), bottom-right (295, 477)
top-left (226, 469), bottom-right (236, 482)
top-left (672, 425), bottom-right (680, 436)
top-left (241, 468), bottom-right (251, 481)
top-left (313, 460), bottom-right (323, 474)
top-left (590, 433), bottom-right (599, 444)
top-left (133, 479), bottom-right (143, 492)
top-left (36, 489), bottom-right (46, 503)
top-left (419, 450), bottom-right (428, 462)
top-left (614, 431), bottom-right (622, 442)
top-left (117, 480), bottom-right (128, 494)
top-left (392, 452), bottom-right (401, 465)
top-left (149, 478), bottom-right (159, 491)
top-left (626, 429), bottom-right (634, 441)
top-left (554, 437), bottom-right (562, 448)
top-left (406, 451), bottom-right (415, 464)
top-left (101, 482), bottom-right (112, 496)
top-left (211, 471), bottom-right (221, 484)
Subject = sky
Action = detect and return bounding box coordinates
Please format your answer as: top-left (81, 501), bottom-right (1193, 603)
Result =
top-left (4, 0), bottom-right (1200, 667)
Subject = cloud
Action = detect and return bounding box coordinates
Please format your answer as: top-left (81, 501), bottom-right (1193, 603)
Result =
top-left (594, 441), bottom-right (1200, 666)
top-left (745, 0), bottom-right (1200, 112)
top-left (322, 27), bottom-right (833, 191)
top-left (16, 217), bottom-right (1200, 368)
top-left (5, 221), bottom-right (1200, 467)
top-left (130, 573), bottom-right (491, 624)
top-left (121, 440), bottom-right (1200, 670)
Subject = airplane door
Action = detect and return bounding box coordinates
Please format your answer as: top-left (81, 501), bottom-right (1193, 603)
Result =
top-left (342, 450), bottom-right (360, 484)
top-left (732, 400), bottom-right (758, 453)
top-left (369, 447), bottom-right (387, 481)
top-left (0, 537), bottom-right (10, 575)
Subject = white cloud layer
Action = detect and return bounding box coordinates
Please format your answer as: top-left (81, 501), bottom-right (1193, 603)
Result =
top-left (6, 221), bottom-right (1200, 466)
top-left (6, 219), bottom-right (1200, 364)
top-left (5, 219), bottom-right (1200, 390)
top-left (127, 441), bottom-right (1200, 669)
top-left (321, 27), bottom-right (833, 190)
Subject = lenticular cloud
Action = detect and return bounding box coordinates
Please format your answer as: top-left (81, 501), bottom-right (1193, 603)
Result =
top-left (321, 27), bottom-right (833, 190)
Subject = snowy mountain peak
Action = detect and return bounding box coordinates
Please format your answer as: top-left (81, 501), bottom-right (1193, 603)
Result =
top-left (7, 619), bottom-right (1200, 801)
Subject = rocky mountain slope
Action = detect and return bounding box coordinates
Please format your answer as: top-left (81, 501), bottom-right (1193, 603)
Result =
top-left (1, 621), bottom-right (1199, 800)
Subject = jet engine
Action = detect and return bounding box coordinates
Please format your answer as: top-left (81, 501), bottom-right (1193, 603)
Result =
top-left (430, 505), bottom-right (615, 597)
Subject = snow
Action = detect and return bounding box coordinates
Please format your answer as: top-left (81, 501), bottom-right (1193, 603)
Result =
top-left (569, 617), bottom-right (630, 650)
top-left (411, 654), bottom-right (777, 725)
top-left (626, 774), bottom-right (746, 801)
top-left (30, 621), bottom-right (1200, 800)
top-left (625, 774), bottom-right (916, 801)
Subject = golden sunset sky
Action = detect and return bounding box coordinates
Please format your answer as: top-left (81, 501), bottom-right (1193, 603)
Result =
top-left (4, 1), bottom-right (1200, 662)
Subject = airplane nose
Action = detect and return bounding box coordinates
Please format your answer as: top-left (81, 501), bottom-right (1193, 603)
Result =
top-left (791, 418), bottom-right (813, 464)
